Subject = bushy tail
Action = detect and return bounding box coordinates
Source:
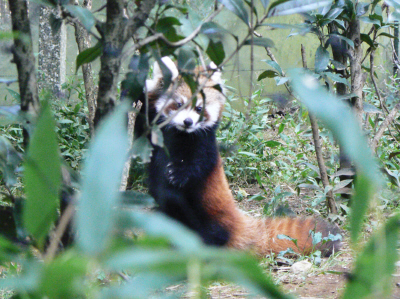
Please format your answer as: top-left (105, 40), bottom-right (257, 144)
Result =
top-left (229, 216), bottom-right (341, 257)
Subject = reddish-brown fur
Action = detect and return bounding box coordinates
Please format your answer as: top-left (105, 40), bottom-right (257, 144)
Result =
top-left (202, 157), bottom-right (340, 256)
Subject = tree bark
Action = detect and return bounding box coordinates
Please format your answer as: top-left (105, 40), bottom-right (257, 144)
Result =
top-left (394, 21), bottom-right (399, 77)
top-left (94, 0), bottom-right (156, 127)
top-left (38, 6), bottom-right (67, 95)
top-left (8, 0), bottom-right (40, 146)
top-left (348, 19), bottom-right (365, 123)
top-left (0, 0), bottom-right (10, 29)
top-left (301, 45), bottom-right (337, 214)
top-left (73, 0), bottom-right (96, 136)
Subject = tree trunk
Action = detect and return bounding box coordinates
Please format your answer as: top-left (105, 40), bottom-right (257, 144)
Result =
top-left (348, 19), bottom-right (365, 123)
top-left (73, 0), bottom-right (96, 136)
top-left (38, 6), bottom-right (67, 96)
top-left (94, 0), bottom-right (156, 127)
top-left (0, 0), bottom-right (10, 29)
top-left (8, 0), bottom-right (40, 147)
top-left (394, 21), bottom-right (399, 77)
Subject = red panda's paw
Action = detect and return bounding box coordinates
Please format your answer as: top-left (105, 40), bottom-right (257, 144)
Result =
top-left (166, 162), bottom-right (189, 188)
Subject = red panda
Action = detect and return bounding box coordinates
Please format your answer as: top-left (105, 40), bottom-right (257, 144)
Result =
top-left (135, 57), bottom-right (341, 257)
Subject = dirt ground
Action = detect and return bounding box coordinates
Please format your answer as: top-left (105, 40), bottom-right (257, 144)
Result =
top-left (199, 186), bottom-right (400, 299)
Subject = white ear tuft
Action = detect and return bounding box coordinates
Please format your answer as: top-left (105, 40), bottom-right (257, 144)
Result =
top-left (208, 62), bottom-right (223, 84)
top-left (146, 56), bottom-right (179, 92)
top-left (209, 62), bottom-right (218, 70)
top-left (161, 56), bottom-right (179, 80)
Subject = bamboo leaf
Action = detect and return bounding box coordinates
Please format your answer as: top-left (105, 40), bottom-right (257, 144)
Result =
top-left (343, 214), bottom-right (400, 299)
top-left (23, 101), bottom-right (61, 248)
top-left (76, 103), bottom-right (130, 255)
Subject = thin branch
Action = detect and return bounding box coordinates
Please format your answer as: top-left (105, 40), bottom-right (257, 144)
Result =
top-left (301, 44), bottom-right (337, 214)
top-left (93, 4), bottom-right (107, 13)
top-left (122, 5), bottom-right (223, 62)
top-left (369, 29), bottom-right (389, 115)
top-left (44, 203), bottom-right (75, 263)
top-left (371, 102), bottom-right (400, 152)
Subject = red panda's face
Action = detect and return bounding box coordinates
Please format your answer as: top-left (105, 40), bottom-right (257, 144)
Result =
top-left (146, 57), bottom-right (225, 133)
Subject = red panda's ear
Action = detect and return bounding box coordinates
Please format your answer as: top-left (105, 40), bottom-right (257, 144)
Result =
top-left (208, 62), bottom-right (223, 85)
top-left (146, 57), bottom-right (179, 92)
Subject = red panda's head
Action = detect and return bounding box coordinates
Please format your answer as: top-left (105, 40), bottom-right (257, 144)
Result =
top-left (146, 57), bottom-right (225, 133)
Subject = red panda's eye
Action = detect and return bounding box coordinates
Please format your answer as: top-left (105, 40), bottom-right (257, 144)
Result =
top-left (176, 102), bottom-right (183, 109)
top-left (195, 106), bottom-right (202, 113)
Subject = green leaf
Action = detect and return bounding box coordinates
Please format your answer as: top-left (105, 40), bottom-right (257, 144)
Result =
top-left (30, 0), bottom-right (56, 6)
top-left (260, 0), bottom-right (270, 8)
top-left (378, 32), bottom-right (398, 39)
top-left (360, 33), bottom-right (375, 48)
top-left (323, 71), bottom-right (349, 86)
top-left (116, 211), bottom-right (202, 251)
top-left (359, 16), bottom-right (381, 25)
top-left (289, 69), bottom-right (381, 241)
top-left (244, 37), bottom-right (275, 48)
top-left (268, 0), bottom-right (333, 17)
top-left (278, 123), bottom-right (285, 134)
top-left (206, 39), bottom-right (226, 65)
top-left (0, 260), bottom-right (42, 292)
top-left (180, 13), bottom-right (210, 49)
top-left (0, 136), bottom-right (22, 186)
top-left (265, 140), bottom-right (282, 147)
top-left (343, 214), bottom-right (400, 299)
top-left (156, 16), bottom-right (182, 31)
top-left (385, 0), bottom-right (400, 10)
top-left (0, 233), bottom-right (20, 262)
top-left (315, 45), bottom-right (330, 73)
top-left (218, 0), bottom-right (249, 25)
top-left (101, 272), bottom-right (182, 299)
top-left (324, 7), bottom-right (344, 19)
top-left (75, 41), bottom-right (103, 72)
top-left (262, 59), bottom-right (283, 75)
top-left (119, 191), bottom-right (156, 207)
top-left (38, 253), bottom-right (88, 298)
top-left (201, 21), bottom-right (236, 41)
top-left (350, 174), bottom-right (373, 242)
top-left (131, 135), bottom-right (153, 163)
top-left (6, 88), bottom-right (20, 102)
top-left (23, 101), bottom-right (61, 248)
top-left (177, 47), bottom-right (197, 71)
top-left (65, 5), bottom-right (96, 31)
top-left (76, 102), bottom-right (130, 255)
top-left (258, 70), bottom-right (279, 80)
top-left (363, 102), bottom-right (381, 114)
top-left (122, 53), bottom-right (150, 100)
top-left (327, 33), bottom-right (354, 48)
top-left (356, 2), bottom-right (369, 16)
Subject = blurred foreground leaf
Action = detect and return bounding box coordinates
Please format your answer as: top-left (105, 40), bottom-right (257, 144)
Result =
top-left (23, 101), bottom-right (61, 248)
top-left (343, 214), bottom-right (400, 299)
top-left (76, 102), bottom-right (130, 255)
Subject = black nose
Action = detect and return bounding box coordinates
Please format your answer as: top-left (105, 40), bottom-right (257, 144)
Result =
top-left (183, 118), bottom-right (193, 127)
